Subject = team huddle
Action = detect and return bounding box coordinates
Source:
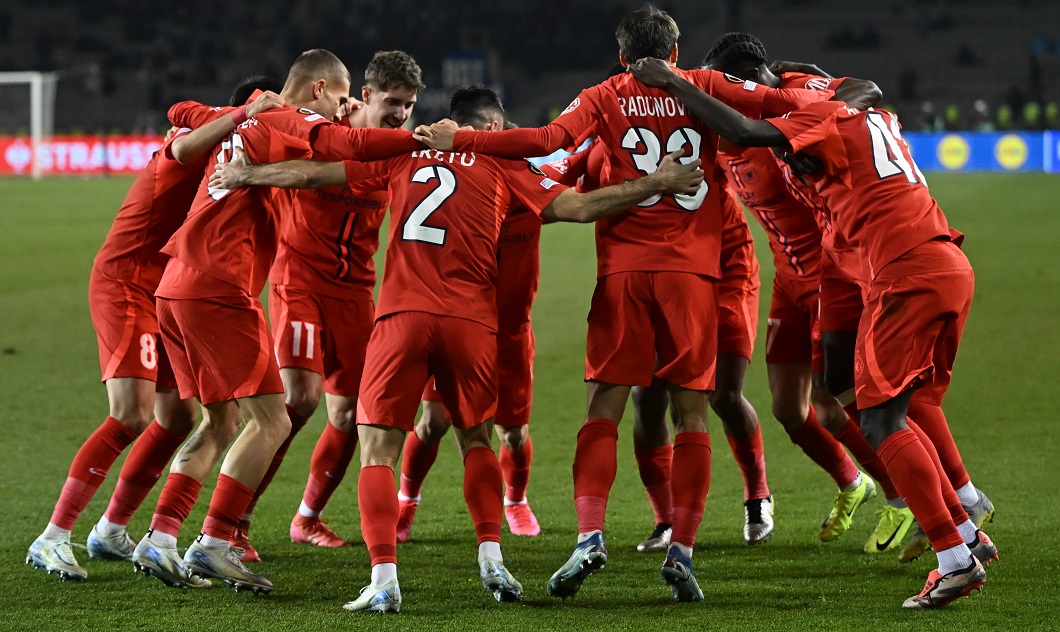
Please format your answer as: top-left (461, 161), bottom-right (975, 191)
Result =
top-left (27, 6), bottom-right (997, 613)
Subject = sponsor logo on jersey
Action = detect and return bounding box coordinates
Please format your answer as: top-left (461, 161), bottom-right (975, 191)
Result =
top-left (805, 77), bottom-right (831, 91)
top-left (743, 80), bottom-right (757, 91)
top-left (561, 98), bottom-right (580, 115)
top-left (546, 158), bottom-right (569, 175)
top-left (528, 162), bottom-right (546, 176)
top-left (724, 73), bottom-right (744, 83)
top-left (539, 177), bottom-right (559, 189)
top-left (298, 107), bottom-right (325, 122)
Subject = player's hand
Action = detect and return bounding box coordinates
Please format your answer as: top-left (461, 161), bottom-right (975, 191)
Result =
top-left (163, 126), bottom-right (180, 143)
top-left (246, 91), bottom-right (284, 118)
top-left (654, 149), bottom-right (704, 195)
top-left (629, 57), bottom-right (676, 88)
top-left (337, 97), bottom-right (365, 120)
top-left (209, 147), bottom-right (251, 189)
top-left (413, 118), bottom-right (460, 150)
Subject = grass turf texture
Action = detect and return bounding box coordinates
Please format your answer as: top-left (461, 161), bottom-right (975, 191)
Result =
top-left (1, 173), bottom-right (1058, 631)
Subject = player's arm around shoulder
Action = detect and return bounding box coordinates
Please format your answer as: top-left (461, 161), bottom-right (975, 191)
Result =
top-left (630, 58), bottom-right (789, 149)
top-left (169, 91), bottom-right (284, 164)
top-left (209, 148), bottom-right (346, 190)
top-left (543, 150), bottom-right (703, 223)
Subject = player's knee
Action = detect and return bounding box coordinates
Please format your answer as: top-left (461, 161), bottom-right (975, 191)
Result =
top-left (458, 424), bottom-right (493, 457)
top-left (858, 410), bottom-right (906, 450)
top-left (708, 387), bottom-right (742, 419)
top-left (285, 388), bottom-right (320, 422)
top-left (157, 398), bottom-right (198, 435)
top-left (771, 398), bottom-right (809, 431)
top-left (498, 424), bottom-right (528, 451)
top-left (417, 410), bottom-right (451, 444)
top-left (328, 406), bottom-right (357, 433)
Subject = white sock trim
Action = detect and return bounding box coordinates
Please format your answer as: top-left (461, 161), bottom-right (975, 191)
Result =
top-left (841, 471), bottom-right (863, 492)
top-left (298, 500), bottom-right (321, 519)
top-left (371, 562), bottom-right (397, 586)
top-left (196, 533), bottom-right (229, 549)
top-left (956, 519), bottom-right (978, 545)
top-left (42, 523), bottom-right (72, 541)
top-left (955, 482), bottom-right (979, 507)
top-left (503, 497), bottom-right (527, 507)
top-left (397, 492), bottom-right (420, 503)
top-left (936, 543), bottom-right (973, 576)
top-left (577, 530), bottom-right (602, 544)
top-left (478, 541), bottom-right (502, 564)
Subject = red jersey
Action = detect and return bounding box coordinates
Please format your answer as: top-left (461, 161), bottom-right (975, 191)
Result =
top-left (269, 180), bottom-right (389, 299)
top-left (451, 68), bottom-right (831, 280)
top-left (342, 150), bottom-right (567, 329)
top-left (156, 106), bottom-right (419, 299)
top-left (93, 103), bottom-right (234, 290)
top-left (768, 102), bottom-right (960, 279)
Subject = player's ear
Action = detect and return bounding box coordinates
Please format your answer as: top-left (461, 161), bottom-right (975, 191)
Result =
top-left (669, 44), bottom-right (678, 65)
top-left (361, 85), bottom-right (372, 104)
top-left (619, 53), bottom-right (629, 69)
top-left (312, 79), bottom-right (326, 100)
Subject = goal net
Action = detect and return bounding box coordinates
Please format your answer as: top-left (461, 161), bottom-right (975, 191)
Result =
top-left (0, 72), bottom-right (59, 179)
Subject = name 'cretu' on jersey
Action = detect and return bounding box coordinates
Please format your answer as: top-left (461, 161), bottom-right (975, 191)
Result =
top-left (411, 149), bottom-right (477, 166)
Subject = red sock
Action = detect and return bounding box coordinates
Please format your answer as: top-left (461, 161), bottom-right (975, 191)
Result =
top-left (359, 465), bottom-right (398, 565)
top-left (876, 428), bottom-right (963, 551)
top-left (300, 421), bottom-right (358, 514)
top-left (399, 431), bottom-right (440, 499)
top-left (907, 421), bottom-right (970, 526)
top-left (634, 444), bottom-right (673, 524)
top-left (573, 418), bottom-right (619, 534)
top-left (50, 416), bottom-right (139, 530)
top-left (499, 436), bottom-right (533, 503)
top-left (670, 431), bottom-right (712, 548)
top-left (104, 421), bottom-right (187, 526)
top-left (907, 399), bottom-right (970, 491)
top-left (245, 404), bottom-right (310, 515)
top-left (149, 472), bottom-right (202, 539)
top-left (835, 409), bottom-right (898, 500)
top-left (463, 446), bottom-right (504, 545)
top-left (786, 407), bottom-right (859, 489)
top-left (201, 474), bottom-right (255, 541)
top-left (725, 427), bottom-right (769, 500)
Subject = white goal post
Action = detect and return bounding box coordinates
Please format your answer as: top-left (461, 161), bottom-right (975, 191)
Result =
top-left (0, 71), bottom-right (59, 180)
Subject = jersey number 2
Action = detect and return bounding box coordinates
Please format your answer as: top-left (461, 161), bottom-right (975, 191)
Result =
top-left (207, 132), bottom-right (246, 201)
top-left (403, 165), bottom-right (456, 246)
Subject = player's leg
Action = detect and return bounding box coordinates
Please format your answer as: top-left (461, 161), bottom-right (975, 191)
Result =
top-left (292, 294), bottom-right (376, 547)
top-left (237, 285), bottom-right (326, 556)
top-left (653, 272), bottom-right (718, 602)
top-left (495, 322), bottom-right (540, 536)
top-left (631, 378), bottom-right (674, 552)
top-left (29, 276), bottom-right (162, 581)
top-left (182, 392), bottom-right (291, 593)
top-left (28, 377), bottom-right (150, 581)
top-left (396, 386), bottom-right (452, 542)
top-left (710, 353), bottom-right (772, 545)
top-left (345, 312), bottom-right (431, 613)
top-left (346, 424), bottom-right (407, 613)
top-left (89, 385), bottom-right (197, 562)
top-left (289, 392), bottom-right (357, 548)
top-left (858, 250), bottom-right (986, 608)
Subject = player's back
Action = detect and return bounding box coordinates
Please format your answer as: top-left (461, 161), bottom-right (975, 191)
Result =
top-left (360, 149), bottom-right (562, 330)
top-left (568, 70), bottom-right (721, 278)
top-left (808, 104), bottom-right (952, 278)
top-left (94, 132), bottom-right (206, 291)
top-left (161, 107), bottom-right (323, 296)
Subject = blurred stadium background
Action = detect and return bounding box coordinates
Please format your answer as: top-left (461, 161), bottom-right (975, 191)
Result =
top-left (0, 0), bottom-right (1058, 177)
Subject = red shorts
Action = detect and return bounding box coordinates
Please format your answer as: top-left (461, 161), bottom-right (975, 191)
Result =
top-left (765, 273), bottom-right (822, 370)
top-left (819, 247), bottom-right (866, 334)
top-left (420, 323), bottom-right (534, 427)
top-left (855, 240), bottom-right (973, 408)
top-left (269, 284), bottom-right (375, 397)
top-left (157, 295), bottom-right (283, 406)
top-left (359, 312), bottom-right (497, 431)
top-left (586, 272), bottom-right (718, 390)
top-left (88, 270), bottom-right (176, 389)
top-left (717, 249), bottom-right (760, 362)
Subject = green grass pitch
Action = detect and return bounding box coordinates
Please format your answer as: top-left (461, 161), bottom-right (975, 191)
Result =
top-left (0, 174), bottom-right (1058, 631)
